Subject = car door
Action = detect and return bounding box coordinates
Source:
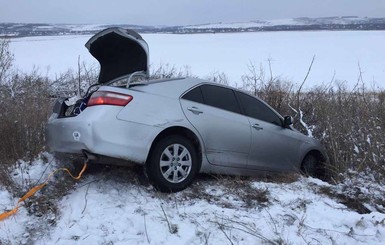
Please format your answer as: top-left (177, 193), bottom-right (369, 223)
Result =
top-left (180, 84), bottom-right (251, 168)
top-left (236, 91), bottom-right (302, 171)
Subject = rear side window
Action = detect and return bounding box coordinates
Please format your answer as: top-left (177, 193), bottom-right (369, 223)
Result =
top-left (182, 86), bottom-right (204, 103)
top-left (182, 84), bottom-right (241, 114)
top-left (200, 84), bottom-right (240, 114)
top-left (237, 91), bottom-right (282, 126)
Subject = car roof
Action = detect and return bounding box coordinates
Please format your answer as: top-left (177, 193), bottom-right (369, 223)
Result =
top-left (129, 77), bottom-right (252, 100)
top-left (124, 76), bottom-right (284, 119)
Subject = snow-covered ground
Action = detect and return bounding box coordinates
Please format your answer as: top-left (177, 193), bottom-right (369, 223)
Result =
top-left (9, 31), bottom-right (385, 89)
top-left (1, 154), bottom-right (385, 244)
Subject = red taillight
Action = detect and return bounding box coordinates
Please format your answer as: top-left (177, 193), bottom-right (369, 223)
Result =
top-left (87, 91), bottom-right (133, 107)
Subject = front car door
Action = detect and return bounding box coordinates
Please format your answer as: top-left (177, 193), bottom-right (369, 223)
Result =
top-left (236, 91), bottom-right (302, 171)
top-left (180, 84), bottom-right (251, 168)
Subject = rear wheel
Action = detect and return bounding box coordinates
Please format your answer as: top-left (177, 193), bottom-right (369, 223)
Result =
top-left (146, 135), bottom-right (199, 192)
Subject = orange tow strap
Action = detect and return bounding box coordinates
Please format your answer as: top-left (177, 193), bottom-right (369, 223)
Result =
top-left (0, 161), bottom-right (87, 221)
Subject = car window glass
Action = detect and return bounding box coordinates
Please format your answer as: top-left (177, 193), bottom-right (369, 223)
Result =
top-left (200, 84), bottom-right (240, 114)
top-left (181, 86), bottom-right (204, 103)
top-left (237, 91), bottom-right (282, 126)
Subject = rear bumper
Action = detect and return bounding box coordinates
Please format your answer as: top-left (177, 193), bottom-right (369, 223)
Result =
top-left (46, 106), bottom-right (159, 164)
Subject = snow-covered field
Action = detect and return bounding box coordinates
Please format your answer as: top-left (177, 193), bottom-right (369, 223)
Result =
top-left (1, 154), bottom-right (385, 244)
top-left (9, 31), bottom-right (385, 89)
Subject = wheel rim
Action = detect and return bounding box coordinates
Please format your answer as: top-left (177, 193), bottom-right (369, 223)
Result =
top-left (159, 143), bottom-right (192, 183)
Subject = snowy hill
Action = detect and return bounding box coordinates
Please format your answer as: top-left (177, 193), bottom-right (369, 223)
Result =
top-left (0, 23), bottom-right (155, 37)
top-left (183, 16), bottom-right (383, 29)
top-left (1, 16), bottom-right (385, 37)
top-left (179, 16), bottom-right (385, 33)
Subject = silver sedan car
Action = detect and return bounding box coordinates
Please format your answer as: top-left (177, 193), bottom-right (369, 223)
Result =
top-left (47, 28), bottom-right (328, 192)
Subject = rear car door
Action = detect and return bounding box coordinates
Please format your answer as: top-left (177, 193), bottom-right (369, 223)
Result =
top-left (236, 91), bottom-right (302, 171)
top-left (180, 84), bottom-right (251, 168)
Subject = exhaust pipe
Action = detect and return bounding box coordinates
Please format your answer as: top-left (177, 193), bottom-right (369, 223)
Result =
top-left (83, 150), bottom-right (98, 161)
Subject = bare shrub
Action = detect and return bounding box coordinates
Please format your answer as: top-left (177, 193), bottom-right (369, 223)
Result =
top-left (241, 62), bottom-right (293, 114)
top-left (0, 38), bottom-right (16, 189)
top-left (0, 72), bottom-right (51, 164)
top-left (49, 62), bottom-right (99, 98)
top-left (240, 63), bottom-right (385, 182)
top-left (0, 39), bottom-right (13, 84)
top-left (206, 71), bottom-right (229, 85)
top-left (150, 63), bottom-right (192, 79)
top-left (297, 84), bottom-right (385, 180)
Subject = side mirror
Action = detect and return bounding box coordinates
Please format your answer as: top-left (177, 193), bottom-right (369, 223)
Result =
top-left (283, 116), bottom-right (293, 128)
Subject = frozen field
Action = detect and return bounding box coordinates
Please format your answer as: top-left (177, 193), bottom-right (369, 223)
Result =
top-left (9, 31), bottom-right (385, 89)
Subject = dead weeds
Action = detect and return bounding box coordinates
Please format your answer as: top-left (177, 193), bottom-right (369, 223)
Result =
top-left (319, 186), bottom-right (372, 214)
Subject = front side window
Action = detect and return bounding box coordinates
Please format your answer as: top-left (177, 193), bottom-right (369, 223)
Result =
top-left (237, 91), bottom-right (282, 126)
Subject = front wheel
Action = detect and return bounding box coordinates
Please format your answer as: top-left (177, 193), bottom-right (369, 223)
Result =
top-left (301, 154), bottom-right (328, 180)
top-left (146, 135), bottom-right (199, 192)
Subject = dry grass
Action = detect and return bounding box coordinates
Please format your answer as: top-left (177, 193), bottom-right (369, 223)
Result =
top-left (318, 186), bottom-right (371, 214)
top-left (0, 37), bottom-right (384, 189)
top-left (179, 174), bottom-right (271, 209)
top-left (240, 63), bottom-right (385, 182)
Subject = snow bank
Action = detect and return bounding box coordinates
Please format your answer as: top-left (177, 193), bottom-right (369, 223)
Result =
top-left (1, 154), bottom-right (385, 244)
top-left (38, 176), bottom-right (385, 244)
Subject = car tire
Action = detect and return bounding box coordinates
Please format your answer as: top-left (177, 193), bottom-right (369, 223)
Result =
top-left (146, 135), bottom-right (199, 192)
top-left (302, 154), bottom-right (327, 180)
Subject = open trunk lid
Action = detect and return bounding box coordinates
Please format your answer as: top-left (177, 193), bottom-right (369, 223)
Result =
top-left (85, 28), bottom-right (149, 84)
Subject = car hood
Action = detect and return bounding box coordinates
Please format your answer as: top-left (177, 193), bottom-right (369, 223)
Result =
top-left (85, 28), bottom-right (149, 84)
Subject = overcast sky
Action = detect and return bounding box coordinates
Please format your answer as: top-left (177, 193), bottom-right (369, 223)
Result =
top-left (0, 0), bottom-right (384, 25)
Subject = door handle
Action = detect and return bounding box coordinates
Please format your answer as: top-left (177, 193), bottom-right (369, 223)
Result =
top-left (187, 106), bottom-right (203, 115)
top-left (252, 123), bottom-right (263, 130)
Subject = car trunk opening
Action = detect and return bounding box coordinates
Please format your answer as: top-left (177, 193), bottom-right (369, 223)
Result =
top-left (85, 28), bottom-right (149, 84)
top-left (54, 28), bottom-right (149, 118)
